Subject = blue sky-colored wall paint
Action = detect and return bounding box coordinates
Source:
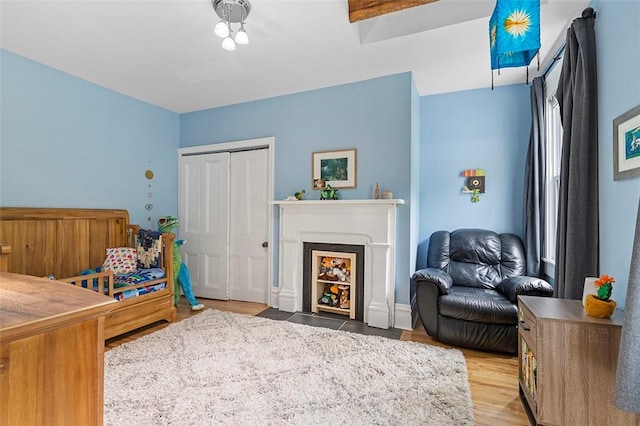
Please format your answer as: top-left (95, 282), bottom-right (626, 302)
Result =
top-left (418, 84), bottom-right (531, 247)
top-left (0, 50), bottom-right (179, 227)
top-left (591, 0), bottom-right (640, 309)
top-left (180, 73), bottom-right (414, 304)
top-left (1, 0), bottom-right (637, 310)
top-left (409, 77), bottom-right (421, 301)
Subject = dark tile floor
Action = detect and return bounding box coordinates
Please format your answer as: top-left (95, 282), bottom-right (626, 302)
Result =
top-left (256, 308), bottom-right (403, 340)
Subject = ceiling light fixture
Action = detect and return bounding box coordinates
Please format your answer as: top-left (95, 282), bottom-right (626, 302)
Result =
top-left (212, 0), bottom-right (251, 51)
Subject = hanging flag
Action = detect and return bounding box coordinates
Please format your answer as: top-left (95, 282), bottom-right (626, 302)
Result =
top-left (489, 0), bottom-right (540, 70)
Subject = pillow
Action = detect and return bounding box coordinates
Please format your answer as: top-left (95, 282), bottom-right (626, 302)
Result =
top-left (102, 247), bottom-right (137, 274)
top-left (137, 229), bottom-right (163, 269)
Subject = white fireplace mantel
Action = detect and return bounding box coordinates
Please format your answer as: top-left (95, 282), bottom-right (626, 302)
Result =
top-left (272, 199), bottom-right (404, 329)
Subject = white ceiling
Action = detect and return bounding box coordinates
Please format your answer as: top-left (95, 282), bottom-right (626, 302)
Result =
top-left (0, 0), bottom-right (589, 113)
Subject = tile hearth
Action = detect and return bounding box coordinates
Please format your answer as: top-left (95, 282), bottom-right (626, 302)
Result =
top-left (256, 308), bottom-right (403, 340)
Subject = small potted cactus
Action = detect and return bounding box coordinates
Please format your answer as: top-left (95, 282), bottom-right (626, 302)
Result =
top-left (584, 274), bottom-right (617, 318)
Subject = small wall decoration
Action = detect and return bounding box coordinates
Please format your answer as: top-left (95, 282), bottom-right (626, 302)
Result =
top-left (312, 149), bottom-right (357, 189)
top-left (461, 169), bottom-right (486, 202)
top-left (145, 166), bottom-right (154, 225)
top-left (613, 104), bottom-right (640, 181)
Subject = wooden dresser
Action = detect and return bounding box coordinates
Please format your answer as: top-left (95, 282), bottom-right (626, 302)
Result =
top-left (518, 295), bottom-right (640, 425)
top-left (0, 272), bottom-right (115, 426)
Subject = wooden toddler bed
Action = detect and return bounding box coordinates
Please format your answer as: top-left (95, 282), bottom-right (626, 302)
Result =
top-left (0, 207), bottom-right (177, 339)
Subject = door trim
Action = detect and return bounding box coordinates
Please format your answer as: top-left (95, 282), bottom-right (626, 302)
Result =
top-left (178, 137), bottom-right (275, 307)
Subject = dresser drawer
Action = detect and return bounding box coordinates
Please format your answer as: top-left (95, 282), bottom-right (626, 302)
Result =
top-left (518, 301), bottom-right (537, 351)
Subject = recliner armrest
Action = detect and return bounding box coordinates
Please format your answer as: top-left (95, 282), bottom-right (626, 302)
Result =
top-left (412, 268), bottom-right (453, 295)
top-left (498, 276), bottom-right (554, 303)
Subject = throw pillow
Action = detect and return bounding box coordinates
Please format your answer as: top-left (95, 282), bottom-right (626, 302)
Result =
top-left (102, 247), bottom-right (137, 274)
top-left (137, 229), bottom-right (163, 269)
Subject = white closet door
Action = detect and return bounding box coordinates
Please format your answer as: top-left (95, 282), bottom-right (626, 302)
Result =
top-left (229, 149), bottom-right (269, 303)
top-left (179, 152), bottom-right (230, 300)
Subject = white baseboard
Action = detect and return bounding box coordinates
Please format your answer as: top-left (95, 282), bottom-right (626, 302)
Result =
top-left (394, 303), bottom-right (413, 331)
top-left (270, 287), bottom-right (279, 309)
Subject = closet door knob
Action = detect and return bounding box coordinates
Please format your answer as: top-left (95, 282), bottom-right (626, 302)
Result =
top-left (262, 241), bottom-right (268, 248)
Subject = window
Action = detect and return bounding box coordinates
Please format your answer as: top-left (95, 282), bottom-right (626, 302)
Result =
top-left (542, 58), bottom-right (563, 270)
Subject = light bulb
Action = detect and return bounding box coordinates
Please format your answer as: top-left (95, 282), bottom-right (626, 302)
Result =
top-left (222, 36), bottom-right (236, 51)
top-left (235, 24), bottom-right (249, 45)
top-left (214, 20), bottom-right (229, 38)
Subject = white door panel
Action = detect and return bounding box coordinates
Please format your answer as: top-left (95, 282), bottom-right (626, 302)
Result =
top-left (179, 152), bottom-right (230, 300)
top-left (229, 149), bottom-right (268, 303)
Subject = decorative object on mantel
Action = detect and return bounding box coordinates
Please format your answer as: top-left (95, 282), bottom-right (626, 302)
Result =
top-left (381, 190), bottom-right (393, 199)
top-left (584, 274), bottom-right (617, 318)
top-left (320, 184), bottom-right (339, 200)
top-left (312, 149), bottom-right (357, 189)
top-left (461, 169), bottom-right (485, 202)
top-left (283, 189), bottom-right (306, 201)
top-left (212, 0), bottom-right (251, 51)
top-left (489, 0), bottom-right (540, 88)
top-left (613, 104), bottom-right (640, 181)
top-left (374, 182), bottom-right (380, 199)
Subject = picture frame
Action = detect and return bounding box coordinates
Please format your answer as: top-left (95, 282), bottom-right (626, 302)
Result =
top-left (613, 104), bottom-right (640, 181)
top-left (312, 149), bottom-right (357, 189)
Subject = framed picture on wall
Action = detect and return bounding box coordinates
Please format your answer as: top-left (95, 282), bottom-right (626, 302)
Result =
top-left (613, 104), bottom-right (640, 181)
top-left (312, 149), bottom-right (357, 189)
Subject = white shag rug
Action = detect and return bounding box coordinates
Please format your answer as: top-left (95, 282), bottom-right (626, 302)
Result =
top-left (104, 309), bottom-right (475, 426)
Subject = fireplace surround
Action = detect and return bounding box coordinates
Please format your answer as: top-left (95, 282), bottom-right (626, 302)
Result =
top-left (273, 199), bottom-right (403, 329)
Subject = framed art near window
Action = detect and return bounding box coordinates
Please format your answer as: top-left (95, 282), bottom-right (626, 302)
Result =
top-left (613, 104), bottom-right (640, 181)
top-left (312, 149), bottom-right (357, 189)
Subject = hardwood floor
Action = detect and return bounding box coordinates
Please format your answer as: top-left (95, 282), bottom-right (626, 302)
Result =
top-left (106, 297), bottom-right (529, 426)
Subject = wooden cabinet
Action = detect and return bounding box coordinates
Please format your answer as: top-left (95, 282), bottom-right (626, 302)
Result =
top-left (0, 272), bottom-right (115, 426)
top-left (518, 296), bottom-right (639, 426)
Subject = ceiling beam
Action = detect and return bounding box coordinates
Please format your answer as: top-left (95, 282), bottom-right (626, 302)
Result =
top-left (348, 0), bottom-right (439, 23)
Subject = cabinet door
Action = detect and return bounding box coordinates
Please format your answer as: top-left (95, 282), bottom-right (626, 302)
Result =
top-left (0, 319), bottom-right (103, 426)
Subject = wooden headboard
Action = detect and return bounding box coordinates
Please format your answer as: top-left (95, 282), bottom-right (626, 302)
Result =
top-left (0, 207), bottom-right (137, 279)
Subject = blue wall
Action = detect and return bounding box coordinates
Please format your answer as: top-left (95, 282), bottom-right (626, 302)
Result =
top-left (180, 73), bottom-right (415, 304)
top-left (591, 0), bottom-right (640, 309)
top-left (2, 0), bottom-right (637, 311)
top-left (418, 84), bottom-right (531, 245)
top-left (409, 77), bottom-right (421, 292)
top-left (0, 50), bottom-right (180, 226)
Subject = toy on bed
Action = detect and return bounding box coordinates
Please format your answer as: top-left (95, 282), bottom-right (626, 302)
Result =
top-left (158, 215), bottom-right (204, 311)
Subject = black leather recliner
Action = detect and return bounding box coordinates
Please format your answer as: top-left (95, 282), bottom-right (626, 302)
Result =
top-left (412, 229), bottom-right (553, 353)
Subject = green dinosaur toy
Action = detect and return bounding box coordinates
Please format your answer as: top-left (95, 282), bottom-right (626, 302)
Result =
top-left (158, 216), bottom-right (204, 311)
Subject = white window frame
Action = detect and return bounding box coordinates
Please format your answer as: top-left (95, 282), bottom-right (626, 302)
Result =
top-left (542, 58), bottom-right (563, 277)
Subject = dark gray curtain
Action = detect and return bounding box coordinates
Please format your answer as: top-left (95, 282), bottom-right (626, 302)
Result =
top-left (523, 77), bottom-right (546, 277)
top-left (554, 8), bottom-right (598, 299)
top-left (614, 196), bottom-right (640, 413)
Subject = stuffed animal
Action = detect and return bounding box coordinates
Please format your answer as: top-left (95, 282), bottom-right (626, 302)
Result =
top-left (157, 216), bottom-right (204, 311)
top-left (322, 257), bottom-right (334, 269)
top-left (339, 285), bottom-right (350, 309)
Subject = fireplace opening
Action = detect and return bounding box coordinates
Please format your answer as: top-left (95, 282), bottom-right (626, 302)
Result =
top-left (302, 242), bottom-right (365, 321)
